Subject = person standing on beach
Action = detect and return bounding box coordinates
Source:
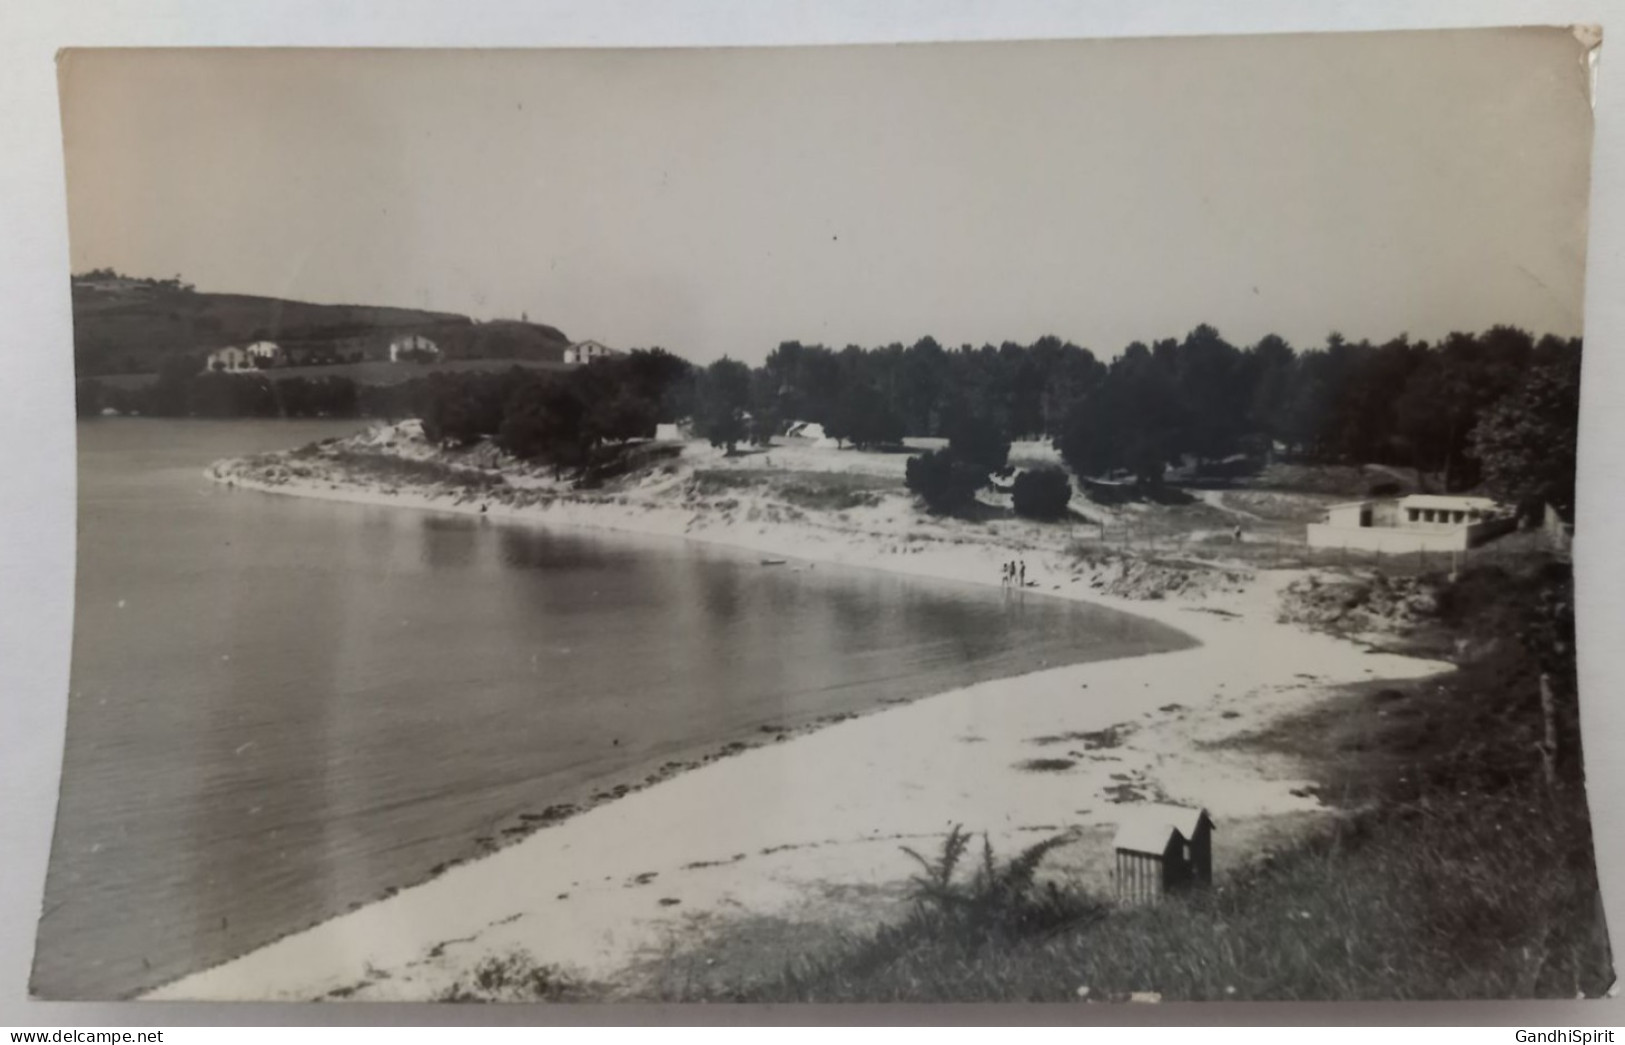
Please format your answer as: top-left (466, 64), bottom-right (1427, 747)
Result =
top-left (1019, 560), bottom-right (1026, 588)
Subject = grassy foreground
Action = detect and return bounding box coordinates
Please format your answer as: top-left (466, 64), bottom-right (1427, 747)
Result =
top-left (688, 561), bottom-right (1611, 1003)
top-left (708, 791), bottom-right (1605, 1002)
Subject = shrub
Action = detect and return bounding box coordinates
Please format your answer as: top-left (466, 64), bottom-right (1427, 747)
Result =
top-left (906, 449), bottom-right (984, 514)
top-left (1011, 466), bottom-right (1073, 520)
top-left (898, 826), bottom-right (1094, 940)
top-left (439, 950), bottom-right (582, 1002)
top-left (778, 482), bottom-right (881, 512)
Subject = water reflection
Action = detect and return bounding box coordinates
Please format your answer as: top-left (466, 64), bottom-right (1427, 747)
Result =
top-left (495, 523), bottom-right (622, 574)
top-left (418, 514), bottom-right (480, 570)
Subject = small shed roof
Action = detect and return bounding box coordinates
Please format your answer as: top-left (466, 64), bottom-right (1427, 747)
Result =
top-left (1112, 820), bottom-right (1180, 856)
top-left (1138, 803), bottom-right (1213, 839)
top-left (1113, 804), bottom-right (1213, 855)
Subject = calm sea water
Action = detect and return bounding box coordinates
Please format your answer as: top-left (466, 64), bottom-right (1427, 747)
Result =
top-left (34, 419), bottom-right (1191, 999)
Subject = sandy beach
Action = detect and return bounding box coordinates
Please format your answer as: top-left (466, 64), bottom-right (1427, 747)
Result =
top-left (147, 429), bottom-right (1454, 1001)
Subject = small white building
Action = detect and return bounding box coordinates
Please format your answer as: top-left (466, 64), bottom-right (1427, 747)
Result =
top-left (389, 334), bottom-right (442, 363)
top-left (244, 340), bottom-right (285, 367)
top-left (205, 346), bottom-right (252, 372)
top-left (1322, 501), bottom-right (1373, 529)
top-left (1308, 493), bottom-right (1514, 554)
top-left (564, 340), bottom-right (619, 365)
top-left (784, 420), bottom-right (838, 447)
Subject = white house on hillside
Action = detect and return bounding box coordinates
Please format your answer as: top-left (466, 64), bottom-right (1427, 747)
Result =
top-left (205, 346), bottom-right (252, 372)
top-left (245, 341), bottom-right (285, 367)
top-left (564, 340), bottom-right (619, 365)
top-left (389, 334), bottom-right (443, 363)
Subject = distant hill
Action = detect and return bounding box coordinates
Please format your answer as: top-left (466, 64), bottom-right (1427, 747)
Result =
top-left (70, 272), bottom-right (572, 376)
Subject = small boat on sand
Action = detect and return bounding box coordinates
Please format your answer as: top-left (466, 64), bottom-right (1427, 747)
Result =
top-left (759, 557), bottom-right (788, 566)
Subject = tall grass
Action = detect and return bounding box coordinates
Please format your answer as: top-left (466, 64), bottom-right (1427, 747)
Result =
top-left (438, 951), bottom-right (584, 1003)
top-left (726, 829), bottom-right (1105, 1002)
top-left (897, 827), bottom-right (1103, 941)
top-left (732, 790), bottom-right (1606, 1002)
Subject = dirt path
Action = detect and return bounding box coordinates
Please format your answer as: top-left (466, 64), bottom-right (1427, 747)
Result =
top-left (1194, 488), bottom-right (1263, 521)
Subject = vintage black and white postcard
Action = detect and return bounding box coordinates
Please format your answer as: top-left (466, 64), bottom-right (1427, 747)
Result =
top-left (36, 31), bottom-right (1609, 1002)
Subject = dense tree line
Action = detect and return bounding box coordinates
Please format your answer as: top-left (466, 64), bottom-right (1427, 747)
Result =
top-left (79, 324), bottom-right (1582, 518)
top-left (77, 347), bottom-right (693, 437)
top-left (391, 349), bottom-right (695, 472)
top-left (77, 361), bottom-right (362, 420)
top-left (728, 336), bottom-right (1104, 447)
top-left (692, 327), bottom-right (1581, 515)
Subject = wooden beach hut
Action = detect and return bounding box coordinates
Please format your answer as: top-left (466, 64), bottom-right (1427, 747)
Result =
top-left (1112, 804), bottom-right (1214, 905)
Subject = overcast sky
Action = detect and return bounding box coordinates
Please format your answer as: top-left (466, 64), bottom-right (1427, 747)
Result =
top-left (59, 29), bottom-right (1593, 364)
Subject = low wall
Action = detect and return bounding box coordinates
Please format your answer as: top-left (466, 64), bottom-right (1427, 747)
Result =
top-left (1307, 517), bottom-right (1518, 554)
top-left (1464, 516), bottom-right (1518, 546)
top-left (1308, 523), bottom-right (1469, 554)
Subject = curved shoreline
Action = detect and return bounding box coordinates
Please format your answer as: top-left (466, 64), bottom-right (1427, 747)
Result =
top-left (145, 456), bottom-right (1195, 996)
top-left (145, 446), bottom-right (1453, 1001)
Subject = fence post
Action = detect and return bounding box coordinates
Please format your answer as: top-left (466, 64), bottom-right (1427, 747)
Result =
top-left (1539, 672), bottom-right (1559, 793)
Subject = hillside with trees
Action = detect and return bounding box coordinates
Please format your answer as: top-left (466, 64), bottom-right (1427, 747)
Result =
top-left (69, 270), bottom-right (571, 376)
